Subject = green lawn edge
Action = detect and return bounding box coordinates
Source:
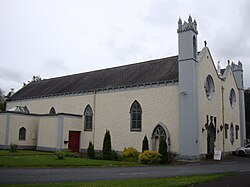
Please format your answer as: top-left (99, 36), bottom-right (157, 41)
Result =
top-left (0, 173), bottom-right (236, 187)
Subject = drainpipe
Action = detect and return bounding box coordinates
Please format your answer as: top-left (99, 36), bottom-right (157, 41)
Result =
top-left (222, 86), bottom-right (225, 157)
top-left (93, 90), bottom-right (96, 145)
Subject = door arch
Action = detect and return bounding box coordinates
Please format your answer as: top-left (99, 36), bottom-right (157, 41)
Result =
top-left (151, 123), bottom-right (170, 151)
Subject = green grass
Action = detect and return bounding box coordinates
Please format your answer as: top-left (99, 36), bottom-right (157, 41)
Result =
top-left (0, 150), bottom-right (53, 156)
top-left (0, 173), bottom-right (236, 187)
top-left (0, 153), bottom-right (141, 168)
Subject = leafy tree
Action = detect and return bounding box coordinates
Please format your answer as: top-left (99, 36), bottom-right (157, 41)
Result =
top-left (0, 89), bottom-right (6, 111)
top-left (102, 130), bottom-right (112, 160)
top-left (142, 135), bottom-right (149, 153)
top-left (158, 136), bottom-right (168, 164)
top-left (245, 88), bottom-right (250, 139)
top-left (87, 141), bottom-right (95, 159)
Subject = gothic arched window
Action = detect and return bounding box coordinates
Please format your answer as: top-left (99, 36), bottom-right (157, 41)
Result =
top-left (204, 75), bottom-right (215, 100)
top-left (229, 88), bottom-right (236, 108)
top-left (84, 105), bottom-right (93, 131)
top-left (49, 107), bottom-right (56, 114)
top-left (193, 35), bottom-right (197, 59)
top-left (130, 101), bottom-right (142, 131)
top-left (19, 127), bottom-right (26, 141)
top-left (230, 123), bottom-right (234, 145)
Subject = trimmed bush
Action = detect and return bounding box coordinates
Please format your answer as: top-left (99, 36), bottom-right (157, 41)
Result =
top-left (55, 151), bottom-right (66, 159)
top-left (102, 130), bottom-right (112, 160)
top-left (122, 147), bottom-right (139, 162)
top-left (111, 150), bottom-right (120, 161)
top-left (87, 141), bottom-right (95, 159)
top-left (158, 137), bottom-right (169, 164)
top-left (9, 143), bottom-right (17, 152)
top-left (142, 135), bottom-right (149, 152)
top-left (139, 150), bottom-right (161, 164)
top-left (61, 149), bottom-right (80, 158)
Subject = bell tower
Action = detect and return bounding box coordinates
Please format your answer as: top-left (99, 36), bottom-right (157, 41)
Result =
top-left (178, 16), bottom-right (199, 159)
top-left (232, 61), bottom-right (246, 146)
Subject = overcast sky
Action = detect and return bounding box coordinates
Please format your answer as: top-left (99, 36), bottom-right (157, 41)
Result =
top-left (0, 0), bottom-right (249, 93)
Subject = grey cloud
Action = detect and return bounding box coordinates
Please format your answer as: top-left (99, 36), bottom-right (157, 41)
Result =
top-left (0, 67), bottom-right (23, 82)
top-left (42, 56), bottom-right (68, 73)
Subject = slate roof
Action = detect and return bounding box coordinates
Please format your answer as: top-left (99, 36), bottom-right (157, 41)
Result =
top-left (9, 55), bottom-right (179, 101)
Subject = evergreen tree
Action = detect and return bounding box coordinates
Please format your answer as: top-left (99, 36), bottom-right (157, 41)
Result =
top-left (0, 89), bottom-right (5, 111)
top-left (245, 88), bottom-right (250, 139)
top-left (142, 135), bottom-right (149, 152)
top-left (87, 141), bottom-right (95, 159)
top-left (158, 136), bottom-right (168, 164)
top-left (102, 130), bottom-right (112, 160)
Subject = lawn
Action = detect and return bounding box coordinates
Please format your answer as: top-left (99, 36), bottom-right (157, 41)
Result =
top-left (0, 150), bottom-right (53, 156)
top-left (0, 150), bottom-right (141, 168)
top-left (0, 173), bottom-right (235, 187)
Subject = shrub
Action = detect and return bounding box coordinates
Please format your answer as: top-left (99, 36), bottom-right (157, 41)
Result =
top-left (111, 150), bottom-right (121, 160)
top-left (87, 141), bottom-right (95, 159)
top-left (55, 151), bottom-right (66, 159)
top-left (121, 147), bottom-right (139, 162)
top-left (142, 135), bottom-right (149, 152)
top-left (59, 149), bottom-right (80, 158)
top-left (95, 151), bottom-right (103, 160)
top-left (158, 137), bottom-right (168, 164)
top-left (139, 150), bottom-right (161, 164)
top-left (102, 130), bottom-right (112, 160)
top-left (9, 143), bottom-right (17, 152)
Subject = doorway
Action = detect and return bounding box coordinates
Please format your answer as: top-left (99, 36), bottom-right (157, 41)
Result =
top-left (68, 131), bottom-right (81, 152)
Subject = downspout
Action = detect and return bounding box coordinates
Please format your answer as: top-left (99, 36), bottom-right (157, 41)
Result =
top-left (222, 86), bottom-right (225, 156)
top-left (93, 90), bottom-right (96, 145)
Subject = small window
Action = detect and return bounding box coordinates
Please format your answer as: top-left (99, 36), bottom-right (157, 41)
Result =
top-left (19, 127), bottom-right (26, 141)
top-left (193, 35), bottom-right (197, 59)
top-left (49, 107), bottom-right (56, 114)
top-left (84, 105), bottom-right (93, 131)
top-left (225, 124), bottom-right (228, 139)
top-left (230, 123), bottom-right (234, 145)
top-left (130, 101), bottom-right (142, 132)
top-left (235, 125), bottom-right (239, 140)
top-left (229, 89), bottom-right (236, 108)
top-left (204, 75), bottom-right (215, 100)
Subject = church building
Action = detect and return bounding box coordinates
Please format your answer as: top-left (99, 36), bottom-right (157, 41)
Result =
top-left (0, 16), bottom-right (246, 159)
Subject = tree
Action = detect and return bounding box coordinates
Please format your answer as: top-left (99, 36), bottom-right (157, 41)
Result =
top-left (158, 136), bottom-right (168, 164)
top-left (102, 130), bottom-right (112, 160)
top-left (245, 88), bottom-right (250, 139)
top-left (0, 89), bottom-right (6, 111)
top-left (87, 141), bottom-right (95, 159)
top-left (142, 135), bottom-right (149, 153)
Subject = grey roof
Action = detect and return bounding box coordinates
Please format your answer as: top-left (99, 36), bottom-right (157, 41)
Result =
top-left (9, 55), bottom-right (178, 101)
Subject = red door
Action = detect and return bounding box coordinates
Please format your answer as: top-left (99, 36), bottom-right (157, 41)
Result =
top-left (68, 131), bottom-right (81, 152)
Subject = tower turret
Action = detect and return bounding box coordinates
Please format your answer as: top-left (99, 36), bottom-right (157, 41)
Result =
top-left (231, 61), bottom-right (246, 145)
top-left (178, 16), bottom-right (199, 159)
top-left (177, 15), bottom-right (198, 62)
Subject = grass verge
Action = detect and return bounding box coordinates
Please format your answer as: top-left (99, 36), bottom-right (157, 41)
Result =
top-left (0, 173), bottom-right (236, 187)
top-left (0, 154), bottom-right (141, 168)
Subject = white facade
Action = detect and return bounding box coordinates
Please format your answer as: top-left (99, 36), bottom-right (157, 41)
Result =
top-left (0, 16), bottom-right (246, 159)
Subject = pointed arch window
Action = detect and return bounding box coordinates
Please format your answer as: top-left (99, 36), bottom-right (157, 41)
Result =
top-left (130, 101), bottom-right (142, 131)
top-left (230, 123), bottom-right (234, 145)
top-left (19, 127), bottom-right (26, 141)
top-left (193, 35), bottom-right (197, 59)
top-left (84, 105), bottom-right (93, 131)
top-left (49, 107), bottom-right (56, 114)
